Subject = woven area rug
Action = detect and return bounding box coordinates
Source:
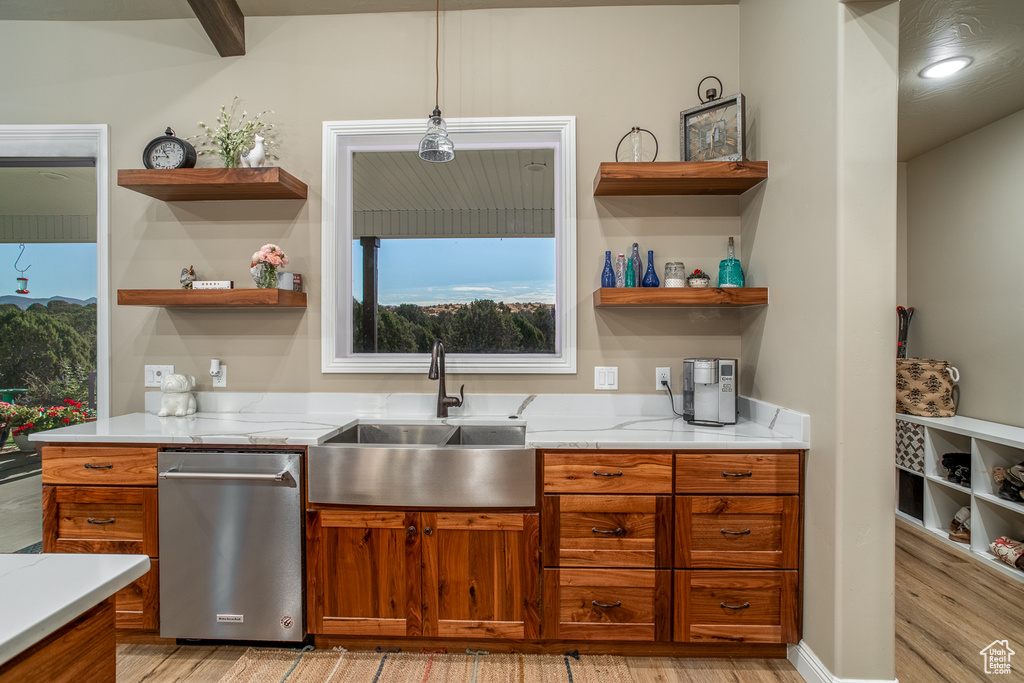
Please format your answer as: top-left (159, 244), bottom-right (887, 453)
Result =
top-left (217, 648), bottom-right (633, 683)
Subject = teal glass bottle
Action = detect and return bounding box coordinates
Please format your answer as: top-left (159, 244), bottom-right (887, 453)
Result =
top-left (718, 236), bottom-right (744, 287)
top-left (641, 250), bottom-right (660, 287)
top-left (625, 257), bottom-right (636, 287)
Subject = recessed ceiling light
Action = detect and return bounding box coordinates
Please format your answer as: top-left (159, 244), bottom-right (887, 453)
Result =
top-left (920, 56), bottom-right (973, 79)
top-left (525, 162), bottom-right (547, 172)
top-left (38, 171), bottom-right (69, 181)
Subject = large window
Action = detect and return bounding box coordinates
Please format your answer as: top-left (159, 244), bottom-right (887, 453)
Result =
top-left (322, 118), bottom-right (576, 374)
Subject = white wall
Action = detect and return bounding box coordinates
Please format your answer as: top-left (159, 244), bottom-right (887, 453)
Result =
top-left (906, 107), bottom-right (1024, 427)
top-left (739, 0), bottom-right (898, 679)
top-left (0, 6), bottom-right (742, 415)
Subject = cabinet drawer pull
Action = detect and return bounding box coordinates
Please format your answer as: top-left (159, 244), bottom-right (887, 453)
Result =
top-left (83, 463), bottom-right (114, 469)
top-left (721, 471), bottom-right (753, 478)
top-left (591, 600), bottom-right (622, 609)
top-left (592, 470), bottom-right (624, 477)
top-left (87, 518), bottom-right (116, 525)
top-left (591, 527), bottom-right (626, 537)
top-left (720, 528), bottom-right (752, 536)
top-left (406, 525), bottom-right (417, 537)
top-left (720, 601), bottom-right (751, 610)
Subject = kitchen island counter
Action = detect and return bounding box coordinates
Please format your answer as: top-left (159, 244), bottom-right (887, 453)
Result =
top-left (0, 553), bottom-right (150, 673)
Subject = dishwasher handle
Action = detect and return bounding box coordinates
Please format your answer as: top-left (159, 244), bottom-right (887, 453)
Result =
top-left (159, 468), bottom-right (292, 482)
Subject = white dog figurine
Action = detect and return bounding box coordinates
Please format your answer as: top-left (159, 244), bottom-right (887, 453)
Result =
top-left (239, 135), bottom-right (266, 168)
top-left (158, 373), bottom-right (197, 417)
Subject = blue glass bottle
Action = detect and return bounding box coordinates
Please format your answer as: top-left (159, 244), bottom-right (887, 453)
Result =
top-left (642, 250), bottom-right (660, 287)
top-left (601, 251), bottom-right (615, 288)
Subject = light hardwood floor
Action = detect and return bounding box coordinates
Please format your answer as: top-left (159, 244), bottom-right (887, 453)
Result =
top-left (895, 519), bottom-right (1024, 683)
top-left (115, 644), bottom-right (805, 683)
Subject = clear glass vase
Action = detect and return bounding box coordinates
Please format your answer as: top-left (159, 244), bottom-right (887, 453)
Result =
top-left (254, 263), bottom-right (278, 289)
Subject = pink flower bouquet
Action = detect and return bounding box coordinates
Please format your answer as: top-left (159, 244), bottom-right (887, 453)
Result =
top-left (252, 243), bottom-right (289, 268)
top-left (251, 243), bottom-right (289, 289)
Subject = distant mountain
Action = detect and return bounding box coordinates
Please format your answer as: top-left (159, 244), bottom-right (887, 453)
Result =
top-left (0, 295), bottom-right (97, 309)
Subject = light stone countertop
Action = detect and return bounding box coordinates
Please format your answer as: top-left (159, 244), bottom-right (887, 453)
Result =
top-left (31, 393), bottom-right (809, 450)
top-left (0, 554), bottom-right (151, 667)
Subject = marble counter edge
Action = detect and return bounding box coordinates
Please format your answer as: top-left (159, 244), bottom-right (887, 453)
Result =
top-left (0, 554), bottom-right (151, 668)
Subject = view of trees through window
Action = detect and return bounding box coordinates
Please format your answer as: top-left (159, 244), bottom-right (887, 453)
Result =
top-left (352, 237), bottom-right (556, 355)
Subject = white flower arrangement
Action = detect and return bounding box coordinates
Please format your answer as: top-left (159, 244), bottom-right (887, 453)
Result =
top-left (191, 97), bottom-right (278, 168)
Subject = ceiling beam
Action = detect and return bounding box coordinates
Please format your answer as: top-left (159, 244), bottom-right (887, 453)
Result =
top-left (186, 0), bottom-right (245, 57)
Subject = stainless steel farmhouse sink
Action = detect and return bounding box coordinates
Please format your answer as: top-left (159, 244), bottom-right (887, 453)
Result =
top-left (308, 423), bottom-right (535, 508)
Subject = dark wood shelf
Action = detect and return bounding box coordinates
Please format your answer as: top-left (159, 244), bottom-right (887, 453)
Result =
top-left (593, 161), bottom-right (768, 196)
top-left (117, 289), bottom-right (306, 308)
top-left (593, 287), bottom-right (768, 308)
top-left (117, 167), bottom-right (308, 201)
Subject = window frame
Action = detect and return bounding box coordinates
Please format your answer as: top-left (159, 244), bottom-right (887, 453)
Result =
top-left (321, 117), bottom-right (577, 374)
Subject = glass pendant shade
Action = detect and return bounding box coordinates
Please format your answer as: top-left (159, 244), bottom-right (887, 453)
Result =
top-left (418, 107), bottom-right (455, 163)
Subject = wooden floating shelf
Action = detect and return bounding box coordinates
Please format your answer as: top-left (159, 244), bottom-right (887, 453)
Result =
top-left (593, 287), bottom-right (768, 308)
top-left (117, 289), bottom-right (307, 308)
top-left (117, 167), bottom-right (308, 201)
top-left (593, 161), bottom-right (768, 196)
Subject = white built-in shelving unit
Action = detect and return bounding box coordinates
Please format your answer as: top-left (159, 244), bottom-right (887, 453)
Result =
top-left (896, 414), bottom-right (1024, 585)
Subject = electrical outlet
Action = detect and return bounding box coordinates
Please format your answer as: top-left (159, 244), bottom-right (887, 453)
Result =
top-left (594, 366), bottom-right (618, 390)
top-left (656, 366), bottom-right (671, 391)
top-left (212, 363), bottom-right (227, 388)
top-left (144, 365), bottom-right (174, 388)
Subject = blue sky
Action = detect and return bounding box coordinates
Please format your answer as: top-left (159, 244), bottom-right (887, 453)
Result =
top-left (0, 243), bottom-right (97, 300)
top-left (353, 238), bottom-right (555, 306)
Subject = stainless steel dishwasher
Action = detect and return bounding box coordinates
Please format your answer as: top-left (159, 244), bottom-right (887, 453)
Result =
top-left (157, 449), bottom-right (304, 642)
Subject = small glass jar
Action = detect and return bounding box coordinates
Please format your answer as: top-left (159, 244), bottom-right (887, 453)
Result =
top-left (664, 262), bottom-right (686, 288)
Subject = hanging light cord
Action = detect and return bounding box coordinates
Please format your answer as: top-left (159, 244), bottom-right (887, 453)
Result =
top-left (434, 0), bottom-right (440, 109)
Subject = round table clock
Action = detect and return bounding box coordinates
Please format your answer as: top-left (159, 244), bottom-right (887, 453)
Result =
top-left (143, 127), bottom-right (197, 170)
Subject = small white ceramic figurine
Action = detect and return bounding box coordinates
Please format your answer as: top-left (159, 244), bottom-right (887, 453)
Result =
top-left (239, 135), bottom-right (266, 168)
top-left (158, 373), bottom-right (197, 417)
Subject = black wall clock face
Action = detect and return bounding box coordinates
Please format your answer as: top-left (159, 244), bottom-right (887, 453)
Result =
top-left (143, 127), bottom-right (198, 170)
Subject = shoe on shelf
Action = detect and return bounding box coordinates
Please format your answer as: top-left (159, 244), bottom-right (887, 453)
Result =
top-left (990, 536), bottom-right (1024, 569)
top-left (948, 506), bottom-right (971, 543)
top-left (1008, 462), bottom-right (1024, 487)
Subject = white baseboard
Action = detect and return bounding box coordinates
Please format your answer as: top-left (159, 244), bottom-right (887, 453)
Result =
top-left (788, 641), bottom-right (898, 683)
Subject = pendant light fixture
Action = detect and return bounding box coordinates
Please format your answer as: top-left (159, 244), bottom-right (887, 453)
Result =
top-left (418, 0), bottom-right (455, 163)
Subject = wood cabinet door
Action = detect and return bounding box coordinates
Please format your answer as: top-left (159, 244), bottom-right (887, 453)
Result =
top-left (421, 512), bottom-right (540, 640)
top-left (306, 510), bottom-right (421, 637)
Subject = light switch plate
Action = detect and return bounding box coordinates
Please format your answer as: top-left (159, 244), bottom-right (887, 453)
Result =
top-left (144, 365), bottom-right (174, 388)
top-left (594, 366), bottom-right (618, 390)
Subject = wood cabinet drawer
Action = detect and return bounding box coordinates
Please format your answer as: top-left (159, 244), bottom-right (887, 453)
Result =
top-left (115, 559), bottom-right (159, 630)
top-left (42, 447), bottom-right (158, 486)
top-left (42, 486), bottom-right (158, 557)
top-left (542, 495), bottom-right (671, 568)
top-left (675, 496), bottom-right (799, 569)
top-left (542, 568), bottom-right (670, 641)
top-left (674, 570), bottom-right (798, 644)
top-left (543, 452), bottom-right (672, 494)
top-left (675, 453), bottom-right (800, 494)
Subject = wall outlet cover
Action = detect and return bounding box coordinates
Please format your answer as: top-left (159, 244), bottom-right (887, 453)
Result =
top-left (212, 363), bottom-right (227, 388)
top-left (656, 366), bottom-right (671, 391)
